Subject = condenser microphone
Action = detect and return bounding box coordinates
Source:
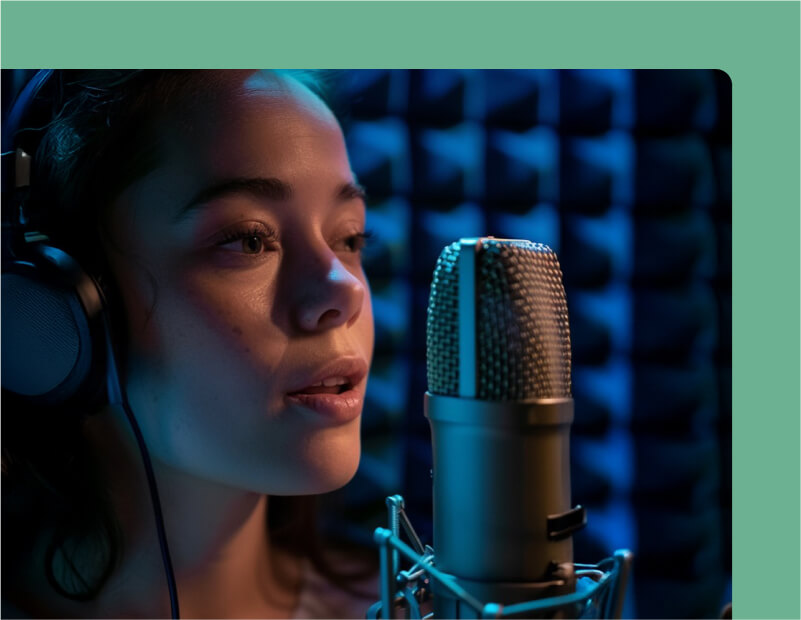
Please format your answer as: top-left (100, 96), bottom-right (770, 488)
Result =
top-left (424, 237), bottom-right (586, 618)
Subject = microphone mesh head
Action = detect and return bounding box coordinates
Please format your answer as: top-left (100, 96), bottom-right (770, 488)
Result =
top-left (427, 238), bottom-right (572, 400)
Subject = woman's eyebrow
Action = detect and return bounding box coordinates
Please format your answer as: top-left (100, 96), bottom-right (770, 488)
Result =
top-left (336, 180), bottom-right (367, 203)
top-left (173, 177), bottom-right (367, 222)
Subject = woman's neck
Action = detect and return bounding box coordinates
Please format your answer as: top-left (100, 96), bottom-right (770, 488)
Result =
top-left (165, 492), bottom-right (303, 619)
top-left (77, 407), bottom-right (304, 618)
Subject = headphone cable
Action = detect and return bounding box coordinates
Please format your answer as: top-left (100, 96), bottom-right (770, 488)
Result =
top-left (103, 316), bottom-right (180, 619)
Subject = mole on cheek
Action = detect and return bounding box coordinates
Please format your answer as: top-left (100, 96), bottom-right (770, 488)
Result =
top-left (232, 326), bottom-right (243, 336)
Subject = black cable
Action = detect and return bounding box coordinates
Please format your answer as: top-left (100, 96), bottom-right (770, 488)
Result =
top-left (104, 317), bottom-right (180, 619)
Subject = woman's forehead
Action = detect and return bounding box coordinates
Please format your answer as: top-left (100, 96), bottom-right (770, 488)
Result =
top-left (164, 72), bottom-right (339, 157)
top-left (195, 70), bottom-right (337, 128)
top-left (156, 72), bottom-right (341, 162)
top-left (111, 72), bottom-right (352, 225)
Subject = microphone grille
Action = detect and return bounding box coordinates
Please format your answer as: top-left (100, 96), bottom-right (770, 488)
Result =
top-left (426, 238), bottom-right (571, 400)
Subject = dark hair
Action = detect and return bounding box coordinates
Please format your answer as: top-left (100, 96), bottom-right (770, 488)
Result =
top-left (2, 69), bottom-right (374, 609)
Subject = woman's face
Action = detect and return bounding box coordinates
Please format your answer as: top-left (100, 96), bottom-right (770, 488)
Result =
top-left (106, 72), bottom-right (374, 495)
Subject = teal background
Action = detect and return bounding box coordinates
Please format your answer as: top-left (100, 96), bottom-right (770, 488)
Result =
top-left (2, 2), bottom-right (799, 617)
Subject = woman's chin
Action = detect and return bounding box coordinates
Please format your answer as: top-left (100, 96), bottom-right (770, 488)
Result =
top-left (154, 419), bottom-right (363, 496)
top-left (297, 438), bottom-right (362, 494)
top-left (256, 464), bottom-right (359, 496)
top-left (242, 432), bottom-right (362, 496)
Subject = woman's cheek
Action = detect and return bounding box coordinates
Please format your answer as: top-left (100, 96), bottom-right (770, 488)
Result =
top-left (109, 261), bottom-right (163, 356)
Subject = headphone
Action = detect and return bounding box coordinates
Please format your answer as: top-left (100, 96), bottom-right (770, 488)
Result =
top-left (1, 70), bottom-right (110, 405)
top-left (1, 69), bottom-right (180, 618)
top-left (1, 212), bottom-right (110, 405)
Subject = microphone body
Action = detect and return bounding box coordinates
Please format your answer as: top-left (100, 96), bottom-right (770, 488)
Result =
top-left (426, 394), bottom-right (574, 580)
top-left (426, 394), bottom-right (577, 616)
top-left (425, 238), bottom-right (584, 618)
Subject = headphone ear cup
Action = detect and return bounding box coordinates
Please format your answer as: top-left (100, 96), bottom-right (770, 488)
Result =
top-left (1, 244), bottom-right (107, 406)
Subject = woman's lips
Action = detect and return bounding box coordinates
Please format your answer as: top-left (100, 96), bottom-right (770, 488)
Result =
top-left (285, 356), bottom-right (368, 423)
top-left (285, 386), bottom-right (364, 424)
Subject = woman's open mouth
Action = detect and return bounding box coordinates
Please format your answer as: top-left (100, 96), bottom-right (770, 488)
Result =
top-left (285, 358), bottom-right (367, 423)
top-left (290, 376), bottom-right (353, 396)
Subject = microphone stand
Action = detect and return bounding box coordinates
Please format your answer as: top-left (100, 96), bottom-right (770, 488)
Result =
top-left (367, 495), bottom-right (633, 620)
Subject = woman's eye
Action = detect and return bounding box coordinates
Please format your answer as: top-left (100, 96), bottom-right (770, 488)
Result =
top-left (218, 234), bottom-right (266, 254)
top-left (240, 235), bottom-right (264, 254)
top-left (214, 225), bottom-right (277, 256)
top-left (339, 231), bottom-right (373, 253)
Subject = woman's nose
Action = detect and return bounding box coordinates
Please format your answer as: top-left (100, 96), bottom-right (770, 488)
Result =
top-left (293, 255), bottom-right (366, 333)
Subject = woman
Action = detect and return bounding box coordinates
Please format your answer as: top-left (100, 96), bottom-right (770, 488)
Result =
top-left (2, 70), bottom-right (377, 618)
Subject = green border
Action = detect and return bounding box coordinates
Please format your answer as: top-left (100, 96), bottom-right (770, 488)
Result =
top-left (2, 1), bottom-right (800, 618)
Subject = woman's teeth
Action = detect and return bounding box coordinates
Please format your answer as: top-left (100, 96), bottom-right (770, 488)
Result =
top-left (303, 386), bottom-right (341, 395)
top-left (292, 377), bottom-right (351, 395)
top-left (309, 377), bottom-right (348, 387)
